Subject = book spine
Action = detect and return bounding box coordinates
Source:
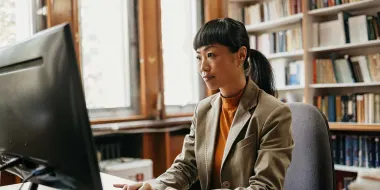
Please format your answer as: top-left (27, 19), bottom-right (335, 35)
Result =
top-left (340, 135), bottom-right (346, 165)
top-left (328, 95), bottom-right (337, 122)
top-left (353, 136), bottom-right (359, 166)
top-left (376, 137), bottom-right (380, 167)
top-left (346, 136), bottom-right (353, 166)
top-left (367, 137), bottom-right (373, 168)
top-left (332, 135), bottom-right (337, 164)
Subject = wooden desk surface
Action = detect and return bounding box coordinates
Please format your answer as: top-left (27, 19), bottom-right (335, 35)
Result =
top-left (0, 173), bottom-right (133, 190)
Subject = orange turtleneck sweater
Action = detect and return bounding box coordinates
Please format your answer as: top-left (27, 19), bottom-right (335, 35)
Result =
top-left (211, 90), bottom-right (243, 188)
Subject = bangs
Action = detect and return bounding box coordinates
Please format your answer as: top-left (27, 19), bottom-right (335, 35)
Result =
top-left (193, 19), bottom-right (240, 52)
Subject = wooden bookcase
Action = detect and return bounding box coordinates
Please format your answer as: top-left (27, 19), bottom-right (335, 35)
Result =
top-left (227, 0), bottom-right (380, 188)
top-left (227, 0), bottom-right (380, 131)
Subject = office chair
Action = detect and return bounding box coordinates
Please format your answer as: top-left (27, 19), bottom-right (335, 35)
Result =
top-left (284, 102), bottom-right (336, 190)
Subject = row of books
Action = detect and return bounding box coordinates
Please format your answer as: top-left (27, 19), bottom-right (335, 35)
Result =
top-left (243, 0), bottom-right (303, 25)
top-left (313, 54), bottom-right (380, 84)
top-left (272, 59), bottom-right (304, 87)
top-left (250, 25), bottom-right (303, 56)
top-left (313, 12), bottom-right (380, 48)
top-left (314, 93), bottom-right (380, 123)
top-left (331, 134), bottom-right (380, 168)
top-left (310, 0), bottom-right (363, 10)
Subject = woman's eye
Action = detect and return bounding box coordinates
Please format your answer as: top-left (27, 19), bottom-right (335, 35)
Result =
top-left (196, 56), bottom-right (201, 61)
top-left (207, 53), bottom-right (215, 58)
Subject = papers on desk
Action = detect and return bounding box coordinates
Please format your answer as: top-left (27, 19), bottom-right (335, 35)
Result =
top-left (99, 158), bottom-right (153, 182)
top-left (348, 169), bottom-right (380, 190)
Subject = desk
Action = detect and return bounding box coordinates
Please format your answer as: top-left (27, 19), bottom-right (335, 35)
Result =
top-left (0, 173), bottom-right (133, 190)
top-left (0, 118), bottom-right (193, 186)
top-left (92, 117), bottom-right (192, 177)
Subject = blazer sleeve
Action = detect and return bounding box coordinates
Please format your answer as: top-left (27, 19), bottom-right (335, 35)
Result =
top-left (146, 106), bottom-right (199, 190)
top-left (233, 104), bottom-right (294, 190)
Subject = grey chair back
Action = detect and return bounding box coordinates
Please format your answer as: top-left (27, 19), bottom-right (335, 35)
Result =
top-left (284, 103), bottom-right (335, 190)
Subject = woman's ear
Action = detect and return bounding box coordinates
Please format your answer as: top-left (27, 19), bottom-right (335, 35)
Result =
top-left (237, 46), bottom-right (247, 64)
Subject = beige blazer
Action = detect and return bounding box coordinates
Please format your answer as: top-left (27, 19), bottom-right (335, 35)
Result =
top-left (148, 80), bottom-right (294, 190)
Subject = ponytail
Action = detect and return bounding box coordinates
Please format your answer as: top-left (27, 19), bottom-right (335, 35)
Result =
top-left (245, 49), bottom-right (277, 97)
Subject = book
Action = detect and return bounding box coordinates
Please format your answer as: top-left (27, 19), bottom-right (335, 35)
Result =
top-left (349, 15), bottom-right (369, 44)
top-left (319, 20), bottom-right (343, 47)
top-left (338, 11), bottom-right (352, 44)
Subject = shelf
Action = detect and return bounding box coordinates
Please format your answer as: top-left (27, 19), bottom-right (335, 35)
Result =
top-left (309, 82), bottom-right (380, 88)
top-left (309, 40), bottom-right (380, 53)
top-left (308, 0), bottom-right (380, 16)
top-left (92, 117), bottom-right (192, 136)
top-left (246, 13), bottom-right (303, 33)
top-left (329, 122), bottom-right (380, 131)
top-left (277, 85), bottom-right (304, 91)
top-left (334, 164), bottom-right (378, 173)
top-left (266, 50), bottom-right (304, 60)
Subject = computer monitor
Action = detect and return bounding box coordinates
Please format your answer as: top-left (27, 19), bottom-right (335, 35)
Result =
top-left (0, 23), bottom-right (102, 190)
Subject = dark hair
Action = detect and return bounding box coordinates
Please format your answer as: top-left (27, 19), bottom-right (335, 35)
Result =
top-left (193, 18), bottom-right (277, 97)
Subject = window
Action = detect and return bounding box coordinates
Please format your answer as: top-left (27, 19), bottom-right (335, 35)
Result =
top-left (0, 0), bottom-right (42, 47)
top-left (160, 0), bottom-right (205, 115)
top-left (79, 0), bottom-right (139, 120)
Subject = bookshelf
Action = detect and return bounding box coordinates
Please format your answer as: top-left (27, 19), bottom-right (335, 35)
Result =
top-left (266, 50), bottom-right (304, 60)
top-left (309, 39), bottom-right (380, 53)
top-left (330, 122), bottom-right (380, 131)
top-left (228, 0), bottom-right (380, 186)
top-left (334, 164), bottom-right (378, 173)
top-left (308, 0), bottom-right (380, 16)
top-left (228, 0), bottom-right (380, 112)
top-left (277, 85), bottom-right (304, 91)
top-left (246, 13), bottom-right (303, 33)
top-left (310, 82), bottom-right (380, 88)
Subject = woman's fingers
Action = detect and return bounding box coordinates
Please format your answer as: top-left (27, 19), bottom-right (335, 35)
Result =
top-left (126, 182), bottom-right (144, 190)
top-left (113, 184), bottom-right (126, 188)
top-left (139, 182), bottom-right (153, 190)
top-left (112, 183), bottom-right (144, 190)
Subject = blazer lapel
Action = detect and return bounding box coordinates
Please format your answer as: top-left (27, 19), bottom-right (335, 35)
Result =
top-left (220, 105), bottom-right (251, 168)
top-left (205, 94), bottom-right (221, 189)
top-left (221, 80), bottom-right (260, 169)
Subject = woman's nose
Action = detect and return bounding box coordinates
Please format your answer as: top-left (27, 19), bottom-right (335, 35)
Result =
top-left (200, 59), bottom-right (210, 72)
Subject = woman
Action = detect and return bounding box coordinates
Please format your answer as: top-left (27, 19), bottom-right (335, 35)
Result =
top-left (115, 18), bottom-right (294, 190)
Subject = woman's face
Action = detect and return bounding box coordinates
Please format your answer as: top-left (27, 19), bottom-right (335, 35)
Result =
top-left (196, 44), bottom-right (246, 91)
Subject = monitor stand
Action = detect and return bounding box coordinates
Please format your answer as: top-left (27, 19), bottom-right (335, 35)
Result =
top-left (28, 183), bottom-right (38, 190)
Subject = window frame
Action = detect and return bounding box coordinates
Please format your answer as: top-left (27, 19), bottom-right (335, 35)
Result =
top-left (161, 0), bottom-right (207, 118)
top-left (46, 0), bottom-right (225, 124)
top-left (77, 0), bottom-right (141, 122)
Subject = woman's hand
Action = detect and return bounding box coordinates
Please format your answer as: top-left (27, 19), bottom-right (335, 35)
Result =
top-left (113, 182), bottom-right (154, 190)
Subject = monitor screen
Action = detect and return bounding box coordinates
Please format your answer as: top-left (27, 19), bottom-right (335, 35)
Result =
top-left (0, 23), bottom-right (102, 190)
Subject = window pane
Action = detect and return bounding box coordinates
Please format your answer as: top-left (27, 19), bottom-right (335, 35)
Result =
top-left (79, 0), bottom-right (139, 119)
top-left (0, 0), bottom-right (37, 47)
top-left (0, 0), bottom-right (43, 47)
top-left (0, 0), bottom-right (16, 47)
top-left (161, 0), bottom-right (203, 110)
